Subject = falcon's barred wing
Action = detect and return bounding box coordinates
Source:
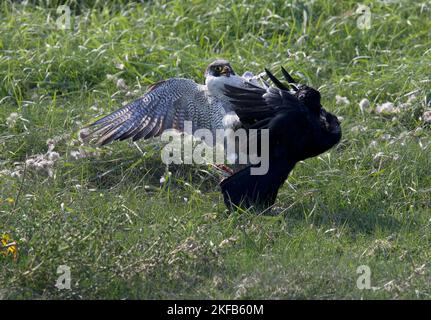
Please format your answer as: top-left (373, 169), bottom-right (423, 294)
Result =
top-left (84, 78), bottom-right (210, 145)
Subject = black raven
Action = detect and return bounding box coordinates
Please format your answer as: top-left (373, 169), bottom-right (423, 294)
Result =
top-left (220, 68), bottom-right (342, 210)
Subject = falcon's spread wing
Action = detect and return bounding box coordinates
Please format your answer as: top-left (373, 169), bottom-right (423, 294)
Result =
top-left (84, 78), bottom-right (212, 146)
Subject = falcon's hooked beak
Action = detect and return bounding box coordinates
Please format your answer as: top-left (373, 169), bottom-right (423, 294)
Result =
top-left (220, 65), bottom-right (231, 77)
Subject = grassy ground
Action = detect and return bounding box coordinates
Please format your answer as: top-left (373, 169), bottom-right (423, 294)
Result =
top-left (1, 0), bottom-right (430, 299)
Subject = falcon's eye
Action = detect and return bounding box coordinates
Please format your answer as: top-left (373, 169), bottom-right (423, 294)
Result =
top-left (214, 66), bottom-right (223, 72)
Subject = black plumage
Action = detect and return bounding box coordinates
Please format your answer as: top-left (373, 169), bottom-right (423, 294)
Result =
top-left (220, 68), bottom-right (342, 210)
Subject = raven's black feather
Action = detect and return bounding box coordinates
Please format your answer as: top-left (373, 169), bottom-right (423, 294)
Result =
top-left (264, 68), bottom-right (289, 91)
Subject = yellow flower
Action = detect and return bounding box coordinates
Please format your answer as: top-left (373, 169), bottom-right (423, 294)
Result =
top-left (7, 244), bottom-right (17, 259)
top-left (1, 234), bottom-right (17, 260)
top-left (6, 198), bottom-right (14, 204)
top-left (1, 234), bottom-right (9, 246)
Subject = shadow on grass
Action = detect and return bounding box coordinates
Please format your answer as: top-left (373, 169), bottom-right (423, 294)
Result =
top-left (238, 195), bottom-right (404, 235)
top-left (279, 204), bottom-right (403, 235)
top-left (81, 148), bottom-right (222, 193)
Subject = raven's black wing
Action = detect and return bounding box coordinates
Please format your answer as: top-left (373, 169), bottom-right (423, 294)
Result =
top-left (223, 81), bottom-right (301, 128)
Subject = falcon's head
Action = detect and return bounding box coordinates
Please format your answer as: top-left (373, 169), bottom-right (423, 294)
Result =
top-left (205, 60), bottom-right (243, 99)
top-left (204, 59), bottom-right (235, 78)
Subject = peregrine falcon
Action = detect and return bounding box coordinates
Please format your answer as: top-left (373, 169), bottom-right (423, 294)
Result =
top-left (84, 60), bottom-right (260, 146)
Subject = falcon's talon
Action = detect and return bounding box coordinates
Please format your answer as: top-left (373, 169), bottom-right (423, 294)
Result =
top-left (209, 163), bottom-right (234, 178)
top-left (216, 164), bottom-right (234, 175)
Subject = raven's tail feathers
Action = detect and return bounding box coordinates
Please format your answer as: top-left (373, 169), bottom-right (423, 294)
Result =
top-left (220, 165), bottom-right (290, 211)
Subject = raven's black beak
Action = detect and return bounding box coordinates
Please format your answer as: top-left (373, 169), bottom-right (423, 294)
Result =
top-left (281, 67), bottom-right (299, 91)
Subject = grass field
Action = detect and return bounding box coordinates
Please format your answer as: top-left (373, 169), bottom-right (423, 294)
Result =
top-left (0, 0), bottom-right (430, 299)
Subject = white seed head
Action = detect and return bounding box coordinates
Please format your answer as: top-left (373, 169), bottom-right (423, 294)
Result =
top-left (359, 98), bottom-right (370, 112)
top-left (376, 102), bottom-right (399, 114)
top-left (421, 110), bottom-right (431, 123)
top-left (336, 95), bottom-right (350, 106)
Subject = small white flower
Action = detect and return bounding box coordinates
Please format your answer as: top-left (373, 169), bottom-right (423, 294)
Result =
top-left (160, 171), bottom-right (172, 185)
top-left (70, 147), bottom-right (100, 160)
top-left (47, 151), bottom-right (60, 161)
top-left (351, 125), bottom-right (367, 133)
top-left (359, 98), bottom-right (370, 113)
top-left (379, 134), bottom-right (392, 141)
top-left (421, 110), bottom-right (431, 123)
top-left (116, 78), bottom-right (127, 90)
top-left (398, 102), bottom-right (411, 110)
top-left (6, 112), bottom-right (19, 127)
top-left (336, 95), bottom-right (350, 106)
top-left (46, 139), bottom-right (56, 151)
top-left (376, 102), bottom-right (399, 114)
top-left (46, 168), bottom-right (54, 178)
top-left (10, 170), bottom-right (22, 178)
top-left (0, 169), bottom-right (12, 177)
top-left (407, 94), bottom-right (418, 104)
top-left (115, 62), bottom-right (125, 70)
top-left (70, 150), bottom-right (81, 160)
top-left (23, 144), bottom-right (61, 178)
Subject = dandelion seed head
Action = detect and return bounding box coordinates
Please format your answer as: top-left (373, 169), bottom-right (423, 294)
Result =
top-left (359, 98), bottom-right (370, 112)
top-left (351, 125), bottom-right (367, 133)
top-left (6, 112), bottom-right (19, 127)
top-left (115, 62), bottom-right (125, 70)
top-left (336, 95), bottom-right (350, 106)
top-left (376, 102), bottom-right (399, 114)
top-left (47, 151), bottom-right (60, 161)
top-left (70, 150), bottom-right (81, 159)
top-left (116, 78), bottom-right (127, 90)
top-left (379, 133), bottom-right (392, 141)
top-left (421, 110), bottom-right (431, 123)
